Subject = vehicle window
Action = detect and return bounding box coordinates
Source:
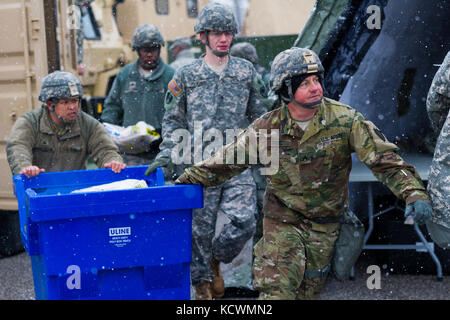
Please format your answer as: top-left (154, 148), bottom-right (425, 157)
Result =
top-left (81, 5), bottom-right (101, 40)
top-left (155, 0), bottom-right (169, 15)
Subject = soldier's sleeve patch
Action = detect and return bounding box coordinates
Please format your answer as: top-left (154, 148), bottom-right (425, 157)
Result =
top-left (164, 90), bottom-right (176, 111)
top-left (168, 80), bottom-right (182, 96)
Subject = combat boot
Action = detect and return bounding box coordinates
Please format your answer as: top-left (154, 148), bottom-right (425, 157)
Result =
top-left (195, 281), bottom-right (212, 300)
top-left (210, 257), bottom-right (225, 298)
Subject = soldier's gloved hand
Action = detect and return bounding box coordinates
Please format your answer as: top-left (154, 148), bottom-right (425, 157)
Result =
top-left (405, 200), bottom-right (433, 225)
top-left (175, 173), bottom-right (189, 185)
top-left (145, 156), bottom-right (175, 180)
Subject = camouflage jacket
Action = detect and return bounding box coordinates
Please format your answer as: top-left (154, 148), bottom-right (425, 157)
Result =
top-left (157, 56), bottom-right (268, 162)
top-left (6, 107), bottom-right (122, 175)
top-left (427, 51), bottom-right (450, 134)
top-left (178, 98), bottom-right (429, 224)
top-left (101, 59), bottom-right (175, 130)
top-left (426, 51), bottom-right (450, 227)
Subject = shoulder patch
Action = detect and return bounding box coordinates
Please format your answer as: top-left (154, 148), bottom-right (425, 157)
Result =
top-left (168, 80), bottom-right (182, 96)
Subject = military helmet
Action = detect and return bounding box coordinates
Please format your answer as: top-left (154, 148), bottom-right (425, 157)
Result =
top-left (230, 42), bottom-right (258, 65)
top-left (269, 47), bottom-right (324, 93)
top-left (169, 36), bottom-right (192, 51)
top-left (194, 2), bottom-right (238, 34)
top-left (38, 71), bottom-right (82, 102)
top-left (131, 24), bottom-right (165, 51)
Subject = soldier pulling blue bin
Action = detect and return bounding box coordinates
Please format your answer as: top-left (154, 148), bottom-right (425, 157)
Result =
top-left (13, 166), bottom-right (203, 300)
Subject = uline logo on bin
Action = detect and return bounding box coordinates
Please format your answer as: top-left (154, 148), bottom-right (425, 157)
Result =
top-left (109, 227), bottom-right (131, 236)
top-left (109, 227), bottom-right (132, 248)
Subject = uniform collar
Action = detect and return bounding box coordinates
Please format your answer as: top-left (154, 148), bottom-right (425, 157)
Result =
top-left (40, 108), bottom-right (81, 138)
top-left (130, 57), bottom-right (166, 80)
top-left (280, 101), bottom-right (327, 142)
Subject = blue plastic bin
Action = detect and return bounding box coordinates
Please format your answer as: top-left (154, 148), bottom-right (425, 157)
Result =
top-left (13, 166), bottom-right (203, 300)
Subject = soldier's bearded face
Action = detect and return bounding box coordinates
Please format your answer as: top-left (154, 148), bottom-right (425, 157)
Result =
top-left (138, 47), bottom-right (160, 70)
top-left (294, 75), bottom-right (323, 106)
top-left (205, 31), bottom-right (233, 53)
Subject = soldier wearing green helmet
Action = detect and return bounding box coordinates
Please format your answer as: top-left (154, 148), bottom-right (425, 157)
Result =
top-left (175, 47), bottom-right (432, 299)
top-left (230, 42), bottom-right (270, 84)
top-left (169, 37), bottom-right (196, 71)
top-left (6, 71), bottom-right (125, 178)
top-left (146, 2), bottom-right (268, 299)
top-left (101, 24), bottom-right (174, 165)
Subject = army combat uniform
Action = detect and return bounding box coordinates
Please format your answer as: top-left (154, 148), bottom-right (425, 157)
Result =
top-left (7, 107), bottom-right (122, 175)
top-left (157, 55), bottom-right (268, 287)
top-left (426, 51), bottom-right (450, 248)
top-left (7, 70), bottom-right (122, 176)
top-left (177, 97), bottom-right (429, 299)
top-left (169, 37), bottom-right (196, 71)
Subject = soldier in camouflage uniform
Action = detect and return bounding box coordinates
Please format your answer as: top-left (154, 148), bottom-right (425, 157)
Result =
top-left (101, 24), bottom-right (174, 165)
top-left (169, 37), bottom-right (196, 71)
top-left (426, 51), bottom-right (450, 249)
top-left (145, 2), bottom-right (268, 299)
top-left (176, 47), bottom-right (432, 299)
top-left (6, 71), bottom-right (125, 178)
top-left (230, 42), bottom-right (270, 85)
top-left (230, 41), bottom-right (273, 244)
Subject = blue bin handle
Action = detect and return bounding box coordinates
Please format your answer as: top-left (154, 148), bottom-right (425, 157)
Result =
top-left (153, 167), bottom-right (165, 186)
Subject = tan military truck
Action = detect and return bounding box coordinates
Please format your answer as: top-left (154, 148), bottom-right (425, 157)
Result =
top-left (0, 0), bottom-right (81, 255)
top-left (79, 0), bottom-right (133, 98)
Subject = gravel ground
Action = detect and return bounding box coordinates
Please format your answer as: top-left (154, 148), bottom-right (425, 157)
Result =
top-left (0, 251), bottom-right (448, 300)
top-left (319, 256), bottom-right (449, 300)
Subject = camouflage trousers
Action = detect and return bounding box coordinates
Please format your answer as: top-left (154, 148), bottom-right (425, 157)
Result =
top-left (253, 217), bottom-right (340, 300)
top-left (191, 169), bottom-right (257, 286)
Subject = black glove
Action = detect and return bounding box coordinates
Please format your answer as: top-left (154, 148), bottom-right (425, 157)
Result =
top-left (145, 156), bottom-right (175, 180)
top-left (405, 200), bottom-right (433, 225)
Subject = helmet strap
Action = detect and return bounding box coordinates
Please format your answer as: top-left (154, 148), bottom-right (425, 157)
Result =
top-left (285, 78), bottom-right (322, 109)
top-left (49, 98), bottom-right (77, 125)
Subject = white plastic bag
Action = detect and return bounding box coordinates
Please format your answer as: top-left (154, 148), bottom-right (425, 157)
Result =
top-left (71, 179), bottom-right (148, 193)
top-left (103, 121), bottom-right (160, 154)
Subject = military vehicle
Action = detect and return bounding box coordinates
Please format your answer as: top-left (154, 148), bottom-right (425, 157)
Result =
top-left (0, 0), bottom-right (80, 256)
top-left (78, 0), bottom-right (133, 98)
